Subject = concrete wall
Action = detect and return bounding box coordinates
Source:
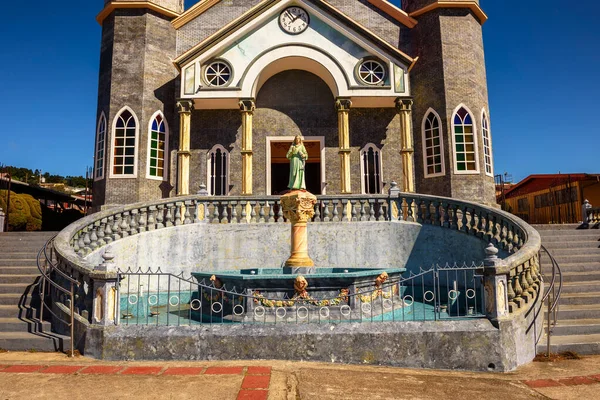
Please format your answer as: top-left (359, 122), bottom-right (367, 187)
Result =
top-left (85, 221), bottom-right (492, 278)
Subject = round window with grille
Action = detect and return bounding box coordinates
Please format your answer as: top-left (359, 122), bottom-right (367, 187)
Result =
top-left (357, 59), bottom-right (386, 85)
top-left (203, 61), bottom-right (232, 87)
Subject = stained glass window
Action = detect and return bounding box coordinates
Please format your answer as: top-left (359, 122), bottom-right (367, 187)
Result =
top-left (361, 144), bottom-right (383, 194)
top-left (184, 64), bottom-right (195, 95)
top-left (453, 107), bottom-right (478, 172)
top-left (95, 113), bottom-right (106, 179)
top-left (208, 145), bottom-right (229, 196)
top-left (148, 113), bottom-right (167, 179)
top-left (423, 110), bottom-right (445, 177)
top-left (358, 60), bottom-right (386, 85)
top-left (482, 111), bottom-right (493, 176)
top-left (112, 109), bottom-right (137, 176)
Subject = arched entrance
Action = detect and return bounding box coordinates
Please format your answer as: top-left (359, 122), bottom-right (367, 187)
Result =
top-left (254, 69), bottom-right (337, 195)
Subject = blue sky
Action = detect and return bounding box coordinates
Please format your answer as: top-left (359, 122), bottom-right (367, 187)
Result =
top-left (0, 0), bottom-right (597, 182)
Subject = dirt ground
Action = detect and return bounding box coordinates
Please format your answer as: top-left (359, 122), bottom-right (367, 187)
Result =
top-left (1, 351), bottom-right (600, 399)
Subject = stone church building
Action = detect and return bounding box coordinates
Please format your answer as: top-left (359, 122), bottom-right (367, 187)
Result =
top-left (92, 0), bottom-right (496, 209)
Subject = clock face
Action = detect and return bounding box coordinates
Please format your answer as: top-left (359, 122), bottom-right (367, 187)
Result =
top-left (279, 6), bottom-right (310, 35)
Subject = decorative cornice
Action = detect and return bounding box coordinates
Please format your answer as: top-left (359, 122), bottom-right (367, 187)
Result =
top-left (409, 1), bottom-right (488, 25)
top-left (172, 0), bottom-right (222, 29)
top-left (366, 0), bottom-right (418, 28)
top-left (97, 1), bottom-right (181, 25)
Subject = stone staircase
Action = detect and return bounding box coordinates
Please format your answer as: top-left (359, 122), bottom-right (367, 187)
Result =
top-left (0, 231), bottom-right (69, 351)
top-left (535, 224), bottom-right (600, 355)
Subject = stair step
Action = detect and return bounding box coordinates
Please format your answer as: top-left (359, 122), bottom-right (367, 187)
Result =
top-left (0, 283), bottom-right (34, 294)
top-left (560, 271), bottom-right (600, 282)
top-left (0, 305), bottom-right (20, 318)
top-left (561, 281), bottom-right (600, 293)
top-left (0, 317), bottom-right (50, 333)
top-left (549, 318), bottom-right (600, 335)
top-left (538, 333), bottom-right (600, 355)
top-left (537, 230), bottom-right (600, 237)
top-left (541, 247), bottom-right (600, 255)
top-left (0, 266), bottom-right (40, 274)
top-left (0, 252), bottom-right (44, 259)
top-left (552, 255), bottom-right (600, 264)
top-left (0, 331), bottom-right (69, 352)
top-left (544, 262), bottom-right (600, 272)
top-left (533, 224), bottom-right (581, 231)
top-left (559, 292), bottom-right (600, 305)
top-left (542, 241), bottom-right (600, 250)
top-left (0, 274), bottom-right (40, 284)
top-left (0, 260), bottom-right (39, 267)
top-left (556, 305), bottom-right (600, 319)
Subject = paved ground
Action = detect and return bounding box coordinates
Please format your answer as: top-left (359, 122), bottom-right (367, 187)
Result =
top-left (1, 352), bottom-right (600, 399)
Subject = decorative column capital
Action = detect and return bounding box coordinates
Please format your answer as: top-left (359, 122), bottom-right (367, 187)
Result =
top-left (395, 98), bottom-right (413, 112)
top-left (239, 99), bottom-right (256, 113)
top-left (177, 99), bottom-right (194, 114)
top-left (335, 98), bottom-right (352, 112)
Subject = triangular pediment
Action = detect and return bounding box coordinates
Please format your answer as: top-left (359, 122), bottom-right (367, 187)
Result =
top-left (174, 0), bottom-right (415, 65)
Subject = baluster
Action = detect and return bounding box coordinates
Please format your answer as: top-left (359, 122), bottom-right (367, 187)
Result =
top-left (266, 201), bottom-right (275, 223)
top-left (192, 201), bottom-right (200, 224)
top-left (432, 201), bottom-right (441, 226)
top-left (397, 198), bottom-right (404, 221)
top-left (120, 212), bottom-right (130, 238)
top-left (492, 215), bottom-right (500, 244)
top-left (416, 199), bottom-right (424, 223)
top-left (332, 200), bottom-right (340, 222)
top-left (377, 200), bottom-right (386, 222)
top-left (314, 202), bottom-right (321, 222)
top-left (351, 200), bottom-right (358, 222)
top-left (499, 220), bottom-right (508, 250)
top-left (83, 229), bottom-right (91, 254)
top-left (476, 210), bottom-right (485, 238)
top-left (221, 202), bottom-right (229, 224)
top-left (130, 209), bottom-right (139, 234)
top-left (111, 214), bottom-right (121, 242)
top-left (240, 201), bottom-right (248, 224)
top-left (422, 200), bottom-right (431, 224)
top-left (183, 202), bottom-right (192, 224)
top-left (469, 208), bottom-right (478, 235)
top-left (405, 198), bottom-right (413, 222)
top-left (250, 201), bottom-right (257, 223)
top-left (507, 272), bottom-right (516, 311)
top-left (89, 223), bottom-right (99, 250)
top-left (460, 206), bottom-right (468, 233)
top-left (97, 219), bottom-right (106, 247)
top-left (276, 201), bottom-right (284, 223)
top-left (156, 205), bottom-right (165, 228)
top-left (526, 263), bottom-right (536, 294)
top-left (368, 199), bottom-right (376, 221)
top-left (164, 204), bottom-right (174, 227)
top-left (212, 201), bottom-right (220, 224)
top-left (323, 200), bottom-right (331, 222)
top-left (147, 206), bottom-right (156, 230)
top-left (231, 201), bottom-right (238, 224)
top-left (104, 216), bottom-right (113, 243)
top-left (506, 225), bottom-right (514, 253)
top-left (485, 213), bottom-right (494, 243)
top-left (174, 202), bottom-right (182, 226)
top-left (342, 199), bottom-right (348, 222)
top-left (359, 200), bottom-right (367, 221)
top-left (73, 233), bottom-right (80, 253)
top-left (513, 270), bottom-right (523, 301)
top-left (258, 201), bottom-right (265, 223)
top-left (139, 207), bottom-right (148, 232)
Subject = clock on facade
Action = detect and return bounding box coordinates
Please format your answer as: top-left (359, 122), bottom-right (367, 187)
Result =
top-left (279, 6), bottom-right (310, 35)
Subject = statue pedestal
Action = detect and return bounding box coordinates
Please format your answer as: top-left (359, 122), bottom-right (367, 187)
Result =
top-left (281, 190), bottom-right (317, 268)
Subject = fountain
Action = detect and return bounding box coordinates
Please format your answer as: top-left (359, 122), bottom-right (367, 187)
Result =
top-left (191, 136), bottom-right (406, 323)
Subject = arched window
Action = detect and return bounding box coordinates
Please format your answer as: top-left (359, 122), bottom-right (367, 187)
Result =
top-left (360, 144), bottom-right (383, 194)
top-left (207, 145), bottom-right (229, 196)
top-left (421, 109), bottom-right (445, 178)
top-left (111, 108), bottom-right (138, 176)
top-left (481, 110), bottom-right (493, 177)
top-left (452, 105), bottom-right (479, 173)
top-left (94, 113), bottom-right (106, 180)
top-left (147, 112), bottom-right (168, 180)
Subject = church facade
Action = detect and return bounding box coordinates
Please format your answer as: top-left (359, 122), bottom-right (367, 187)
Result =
top-left (93, 0), bottom-right (496, 209)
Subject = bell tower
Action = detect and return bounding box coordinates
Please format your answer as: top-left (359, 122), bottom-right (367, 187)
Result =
top-left (93, 0), bottom-right (183, 208)
top-left (404, 0), bottom-right (496, 205)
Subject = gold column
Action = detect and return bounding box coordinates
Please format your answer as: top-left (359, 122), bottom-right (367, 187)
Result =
top-left (177, 100), bottom-right (194, 196)
top-left (239, 99), bottom-right (255, 195)
top-left (335, 98), bottom-right (352, 194)
top-left (396, 98), bottom-right (415, 193)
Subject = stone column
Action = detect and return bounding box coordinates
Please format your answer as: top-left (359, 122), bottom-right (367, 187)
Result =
top-left (92, 249), bottom-right (120, 326)
top-left (281, 191), bottom-right (317, 271)
top-left (177, 100), bottom-right (194, 196)
top-left (483, 243), bottom-right (509, 322)
top-left (396, 98), bottom-right (415, 193)
top-left (239, 99), bottom-right (255, 195)
top-left (336, 98), bottom-right (352, 194)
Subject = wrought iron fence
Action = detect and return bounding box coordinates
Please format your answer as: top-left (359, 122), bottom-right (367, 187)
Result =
top-left (116, 263), bottom-right (485, 326)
